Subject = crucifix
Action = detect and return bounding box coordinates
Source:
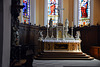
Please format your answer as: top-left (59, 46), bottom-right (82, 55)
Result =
top-left (57, 5), bottom-right (64, 23)
top-left (56, 5), bottom-right (65, 40)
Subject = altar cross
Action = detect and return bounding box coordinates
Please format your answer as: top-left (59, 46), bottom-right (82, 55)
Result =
top-left (57, 6), bottom-right (64, 23)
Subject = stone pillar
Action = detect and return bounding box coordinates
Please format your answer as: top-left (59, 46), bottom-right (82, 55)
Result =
top-left (0, 0), bottom-right (3, 66)
top-left (0, 0), bottom-right (11, 67)
top-left (90, 0), bottom-right (94, 26)
top-left (31, 0), bottom-right (36, 25)
top-left (74, 0), bottom-right (78, 27)
top-left (44, 0), bottom-right (48, 26)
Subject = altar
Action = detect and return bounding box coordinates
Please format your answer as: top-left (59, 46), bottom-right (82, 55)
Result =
top-left (39, 20), bottom-right (82, 52)
top-left (38, 20), bottom-right (82, 52)
top-left (38, 7), bottom-right (82, 52)
top-left (43, 39), bottom-right (82, 52)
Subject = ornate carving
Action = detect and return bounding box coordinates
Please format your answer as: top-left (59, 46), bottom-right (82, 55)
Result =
top-left (11, 0), bottom-right (24, 46)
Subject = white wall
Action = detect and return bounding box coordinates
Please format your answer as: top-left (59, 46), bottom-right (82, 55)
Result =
top-left (44, 0), bottom-right (48, 26)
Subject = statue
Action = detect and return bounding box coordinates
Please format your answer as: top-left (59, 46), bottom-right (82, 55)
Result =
top-left (49, 18), bottom-right (53, 27)
top-left (39, 31), bottom-right (43, 40)
top-left (65, 19), bottom-right (69, 38)
top-left (49, 18), bottom-right (54, 38)
top-left (75, 31), bottom-right (81, 40)
top-left (65, 19), bottom-right (69, 32)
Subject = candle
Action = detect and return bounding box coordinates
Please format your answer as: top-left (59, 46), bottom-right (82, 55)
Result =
top-left (47, 20), bottom-right (48, 27)
top-left (72, 21), bottom-right (73, 27)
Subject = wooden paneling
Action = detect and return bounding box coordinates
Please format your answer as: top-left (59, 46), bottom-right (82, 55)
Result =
top-left (74, 26), bottom-right (100, 54)
top-left (99, 49), bottom-right (100, 59)
top-left (19, 24), bottom-right (31, 45)
top-left (19, 24), bottom-right (100, 57)
top-left (98, 26), bottom-right (100, 44)
top-left (90, 46), bottom-right (100, 59)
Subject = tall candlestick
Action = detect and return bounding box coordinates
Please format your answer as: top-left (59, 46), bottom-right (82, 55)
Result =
top-left (72, 21), bottom-right (73, 27)
top-left (47, 20), bottom-right (48, 27)
top-left (71, 21), bottom-right (74, 39)
top-left (63, 25), bottom-right (65, 40)
top-left (51, 27), bottom-right (54, 38)
top-left (45, 20), bottom-right (49, 39)
top-left (56, 23), bottom-right (58, 40)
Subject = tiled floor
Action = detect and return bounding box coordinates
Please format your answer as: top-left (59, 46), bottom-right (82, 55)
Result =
top-left (33, 59), bottom-right (100, 67)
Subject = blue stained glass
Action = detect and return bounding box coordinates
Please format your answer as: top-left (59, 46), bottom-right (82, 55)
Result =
top-left (23, 0), bottom-right (30, 24)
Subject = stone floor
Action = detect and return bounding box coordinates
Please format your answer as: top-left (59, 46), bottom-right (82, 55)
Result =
top-left (33, 59), bottom-right (100, 67)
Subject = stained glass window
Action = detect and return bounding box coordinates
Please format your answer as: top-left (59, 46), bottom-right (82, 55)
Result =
top-left (23, 0), bottom-right (30, 24)
top-left (48, 0), bottom-right (58, 26)
top-left (78, 0), bottom-right (90, 27)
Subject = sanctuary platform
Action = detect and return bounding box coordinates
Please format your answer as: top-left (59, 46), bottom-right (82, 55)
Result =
top-left (36, 21), bottom-right (94, 60)
top-left (35, 19), bottom-right (94, 60)
top-left (35, 39), bottom-right (94, 60)
top-left (35, 52), bottom-right (94, 60)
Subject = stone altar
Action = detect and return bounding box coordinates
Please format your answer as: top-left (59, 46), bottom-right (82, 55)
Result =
top-left (43, 39), bottom-right (82, 52)
top-left (39, 18), bottom-right (82, 52)
top-left (39, 5), bottom-right (81, 52)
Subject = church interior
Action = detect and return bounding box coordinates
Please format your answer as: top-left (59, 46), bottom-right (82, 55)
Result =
top-left (0, 0), bottom-right (100, 67)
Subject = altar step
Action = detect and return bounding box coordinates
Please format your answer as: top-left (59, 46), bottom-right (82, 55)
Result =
top-left (35, 52), bottom-right (94, 60)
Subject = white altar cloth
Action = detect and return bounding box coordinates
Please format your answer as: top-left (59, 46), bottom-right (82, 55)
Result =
top-left (42, 40), bottom-right (81, 43)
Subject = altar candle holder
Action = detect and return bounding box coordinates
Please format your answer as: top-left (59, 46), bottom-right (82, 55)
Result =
top-left (51, 26), bottom-right (54, 38)
top-left (45, 21), bottom-right (49, 39)
top-left (71, 21), bottom-right (74, 38)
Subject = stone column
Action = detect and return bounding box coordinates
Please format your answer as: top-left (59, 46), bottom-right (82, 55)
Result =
top-left (31, 0), bottom-right (36, 25)
top-left (0, 0), bottom-right (3, 66)
top-left (0, 0), bottom-right (11, 67)
top-left (44, 0), bottom-right (48, 26)
top-left (74, 0), bottom-right (78, 27)
top-left (90, 0), bottom-right (94, 26)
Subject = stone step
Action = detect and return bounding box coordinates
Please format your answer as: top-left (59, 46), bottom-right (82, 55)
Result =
top-left (41, 54), bottom-right (86, 56)
top-left (43, 52), bottom-right (83, 54)
top-left (38, 55), bottom-right (90, 58)
top-left (41, 52), bottom-right (84, 55)
top-left (35, 57), bottom-right (94, 60)
top-left (35, 52), bottom-right (94, 60)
